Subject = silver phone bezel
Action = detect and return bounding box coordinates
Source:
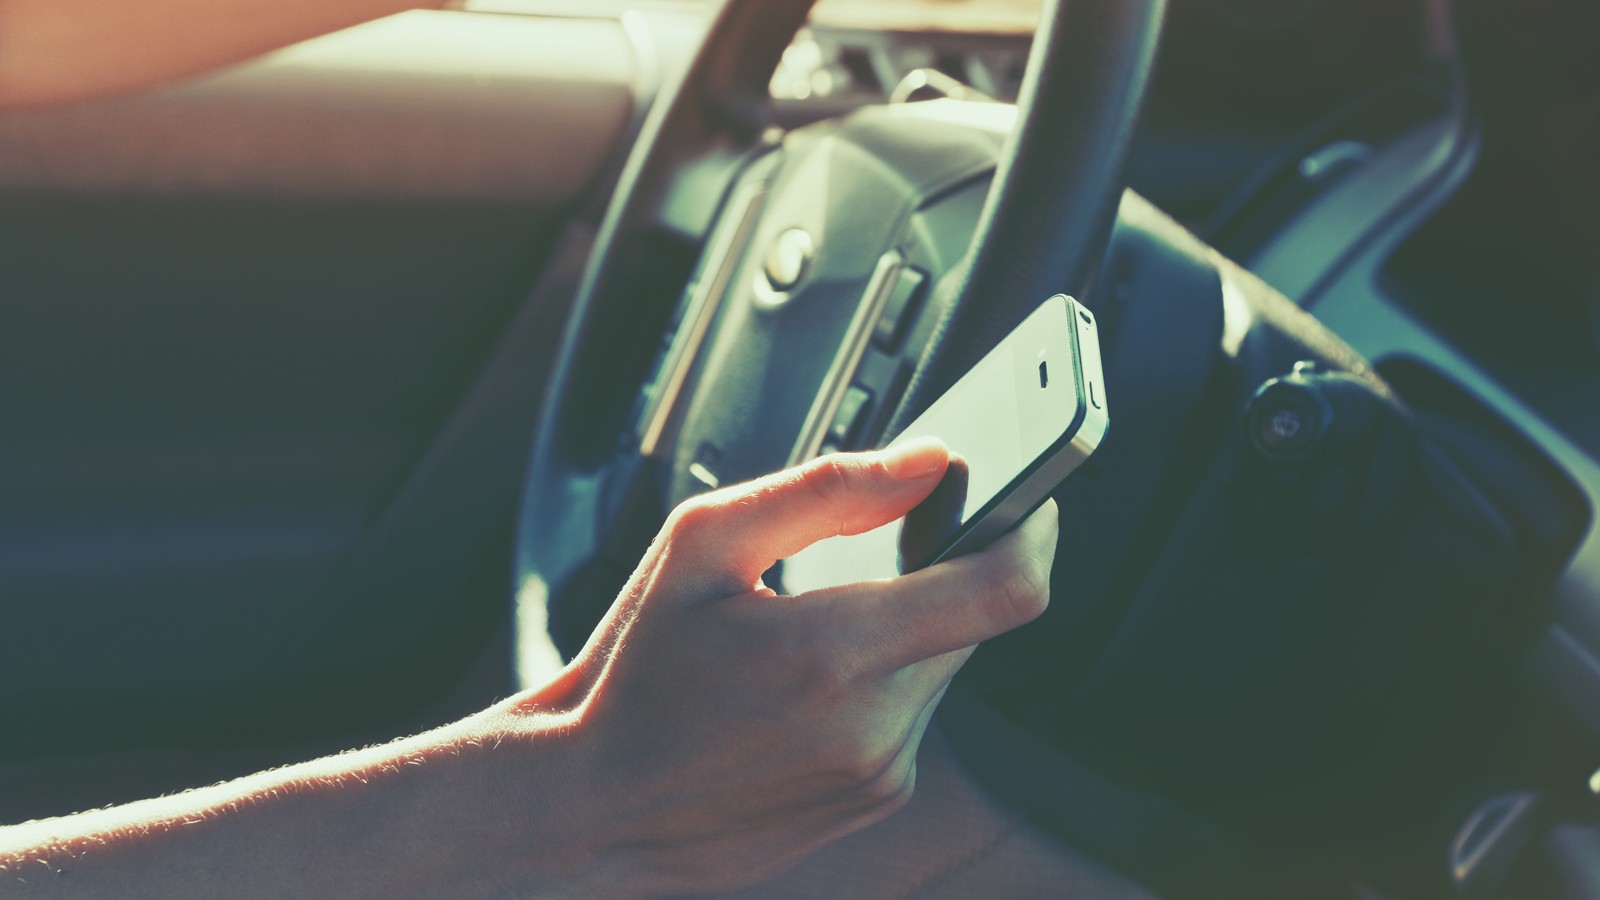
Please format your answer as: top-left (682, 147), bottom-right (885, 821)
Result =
top-left (906, 294), bottom-right (1108, 571)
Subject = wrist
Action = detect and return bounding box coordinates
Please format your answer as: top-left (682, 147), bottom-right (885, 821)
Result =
top-left (418, 701), bottom-right (644, 899)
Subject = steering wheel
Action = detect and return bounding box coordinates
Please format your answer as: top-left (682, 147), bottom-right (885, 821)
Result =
top-left (516, 0), bottom-right (1166, 662)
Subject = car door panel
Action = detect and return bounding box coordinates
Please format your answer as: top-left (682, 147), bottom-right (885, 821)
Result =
top-left (0, 10), bottom-right (652, 756)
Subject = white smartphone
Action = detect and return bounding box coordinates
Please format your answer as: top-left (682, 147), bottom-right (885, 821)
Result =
top-left (892, 293), bottom-right (1108, 572)
top-left (780, 294), bottom-right (1107, 591)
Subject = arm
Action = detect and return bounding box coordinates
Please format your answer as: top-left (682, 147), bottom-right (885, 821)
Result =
top-left (0, 0), bottom-right (445, 109)
top-left (0, 714), bottom-right (616, 898)
top-left (0, 440), bottom-right (1058, 898)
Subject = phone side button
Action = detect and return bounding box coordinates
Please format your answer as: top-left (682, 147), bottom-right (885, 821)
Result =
top-left (1088, 380), bottom-right (1104, 410)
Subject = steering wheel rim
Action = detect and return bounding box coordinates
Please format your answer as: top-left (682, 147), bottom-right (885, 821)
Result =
top-left (515, 0), bottom-right (1166, 667)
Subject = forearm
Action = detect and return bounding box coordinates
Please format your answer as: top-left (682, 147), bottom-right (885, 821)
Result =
top-left (0, 444), bottom-right (1058, 898)
top-left (0, 704), bottom-right (610, 899)
top-left (0, 0), bottom-right (444, 109)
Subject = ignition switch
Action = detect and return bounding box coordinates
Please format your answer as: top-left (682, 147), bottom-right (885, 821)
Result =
top-left (1247, 361), bottom-right (1383, 462)
top-left (1242, 361), bottom-right (1407, 549)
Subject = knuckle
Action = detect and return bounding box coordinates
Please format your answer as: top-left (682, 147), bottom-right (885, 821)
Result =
top-left (994, 563), bottom-right (1051, 626)
top-left (862, 758), bottom-right (917, 810)
top-left (663, 494), bottom-right (719, 541)
top-left (796, 455), bottom-right (859, 533)
top-left (830, 733), bottom-right (903, 795)
top-left (801, 455), bottom-right (855, 503)
top-left (775, 620), bottom-right (843, 696)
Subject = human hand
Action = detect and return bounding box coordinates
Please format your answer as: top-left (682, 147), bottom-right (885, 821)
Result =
top-left (475, 439), bottom-right (1059, 897)
top-left (0, 440), bottom-right (1055, 900)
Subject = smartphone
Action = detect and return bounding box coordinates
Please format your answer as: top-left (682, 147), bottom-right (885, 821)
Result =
top-left (892, 293), bottom-right (1108, 572)
top-left (780, 294), bottom-right (1106, 591)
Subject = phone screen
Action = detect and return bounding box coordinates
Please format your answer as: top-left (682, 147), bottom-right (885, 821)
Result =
top-left (890, 350), bottom-right (1027, 572)
top-left (895, 343), bottom-right (1026, 526)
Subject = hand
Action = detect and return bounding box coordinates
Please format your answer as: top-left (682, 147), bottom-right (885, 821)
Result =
top-left (480, 439), bottom-right (1060, 897)
top-left (0, 440), bottom-right (1056, 900)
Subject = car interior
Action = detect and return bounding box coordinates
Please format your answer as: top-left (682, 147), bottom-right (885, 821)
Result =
top-left (1, 0), bottom-right (1597, 897)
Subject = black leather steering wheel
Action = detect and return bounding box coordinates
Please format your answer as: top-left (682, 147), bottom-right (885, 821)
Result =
top-left (516, 0), bottom-right (1166, 661)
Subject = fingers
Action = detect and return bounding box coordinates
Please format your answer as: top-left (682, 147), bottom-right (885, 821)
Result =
top-left (658, 439), bottom-right (951, 598)
top-left (808, 500), bottom-right (1060, 675)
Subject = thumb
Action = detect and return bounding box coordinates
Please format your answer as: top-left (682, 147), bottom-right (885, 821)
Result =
top-left (659, 438), bottom-right (950, 598)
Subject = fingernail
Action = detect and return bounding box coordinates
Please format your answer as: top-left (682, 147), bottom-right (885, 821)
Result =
top-left (881, 437), bottom-right (948, 479)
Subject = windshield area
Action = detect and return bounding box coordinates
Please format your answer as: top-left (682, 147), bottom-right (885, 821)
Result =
top-left (464, 0), bottom-right (1040, 34)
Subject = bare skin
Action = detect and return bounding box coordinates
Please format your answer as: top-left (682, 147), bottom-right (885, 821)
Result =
top-left (0, 440), bottom-right (1059, 897)
top-left (0, 0), bottom-right (445, 108)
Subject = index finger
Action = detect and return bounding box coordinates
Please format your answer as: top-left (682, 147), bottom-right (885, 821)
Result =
top-left (805, 500), bottom-right (1060, 676)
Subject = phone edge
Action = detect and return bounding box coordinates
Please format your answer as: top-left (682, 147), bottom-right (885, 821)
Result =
top-left (916, 295), bottom-right (1108, 570)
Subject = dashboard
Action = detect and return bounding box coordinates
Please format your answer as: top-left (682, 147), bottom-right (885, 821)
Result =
top-left (459, 2), bottom-right (1600, 747)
